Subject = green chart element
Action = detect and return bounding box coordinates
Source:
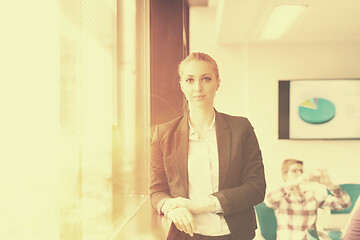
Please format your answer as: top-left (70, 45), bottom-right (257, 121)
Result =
top-left (298, 98), bottom-right (336, 124)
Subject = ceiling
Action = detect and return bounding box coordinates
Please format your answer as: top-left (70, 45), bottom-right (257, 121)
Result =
top-left (189, 0), bottom-right (360, 44)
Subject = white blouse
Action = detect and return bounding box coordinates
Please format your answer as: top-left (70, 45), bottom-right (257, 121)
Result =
top-left (187, 116), bottom-right (230, 236)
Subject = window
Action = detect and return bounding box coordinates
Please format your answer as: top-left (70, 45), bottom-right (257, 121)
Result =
top-left (0, 0), bottom-right (149, 239)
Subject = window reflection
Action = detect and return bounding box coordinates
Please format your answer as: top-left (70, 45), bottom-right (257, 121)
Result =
top-left (0, 0), bottom-right (149, 239)
top-left (59, 0), bottom-right (117, 239)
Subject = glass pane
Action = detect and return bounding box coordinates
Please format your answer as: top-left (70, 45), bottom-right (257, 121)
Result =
top-left (0, 1), bottom-right (149, 239)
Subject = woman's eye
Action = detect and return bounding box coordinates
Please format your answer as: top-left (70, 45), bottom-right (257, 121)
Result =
top-left (203, 77), bottom-right (211, 81)
top-left (185, 78), bottom-right (193, 83)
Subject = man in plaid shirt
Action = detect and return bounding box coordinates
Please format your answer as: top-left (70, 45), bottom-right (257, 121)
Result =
top-left (265, 159), bottom-right (351, 240)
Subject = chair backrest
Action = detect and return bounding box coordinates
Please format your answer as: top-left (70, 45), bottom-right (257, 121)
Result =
top-left (255, 202), bottom-right (277, 240)
top-left (327, 230), bottom-right (342, 240)
top-left (330, 183), bottom-right (360, 214)
top-left (307, 229), bottom-right (319, 240)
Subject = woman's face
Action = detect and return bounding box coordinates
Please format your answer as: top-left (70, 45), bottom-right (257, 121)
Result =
top-left (179, 60), bottom-right (220, 109)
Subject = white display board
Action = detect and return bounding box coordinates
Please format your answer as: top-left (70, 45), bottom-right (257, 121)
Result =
top-left (288, 79), bottom-right (360, 139)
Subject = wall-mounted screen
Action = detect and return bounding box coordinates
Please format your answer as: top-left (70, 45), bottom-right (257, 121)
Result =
top-left (279, 79), bottom-right (360, 140)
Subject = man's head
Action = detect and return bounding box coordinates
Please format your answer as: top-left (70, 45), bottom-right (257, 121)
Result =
top-left (281, 159), bottom-right (304, 182)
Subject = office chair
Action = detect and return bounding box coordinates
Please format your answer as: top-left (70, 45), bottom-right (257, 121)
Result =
top-left (307, 229), bottom-right (319, 240)
top-left (254, 202), bottom-right (277, 240)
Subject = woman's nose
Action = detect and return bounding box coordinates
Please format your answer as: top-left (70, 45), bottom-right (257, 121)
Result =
top-left (194, 80), bottom-right (203, 91)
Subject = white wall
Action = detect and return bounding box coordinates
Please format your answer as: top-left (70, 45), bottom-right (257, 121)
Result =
top-left (190, 7), bottom-right (360, 191)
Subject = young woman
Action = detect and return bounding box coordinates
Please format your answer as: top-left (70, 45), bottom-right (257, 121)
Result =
top-left (150, 52), bottom-right (266, 240)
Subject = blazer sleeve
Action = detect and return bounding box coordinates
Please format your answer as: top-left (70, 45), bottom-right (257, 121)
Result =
top-left (213, 119), bottom-right (266, 216)
top-left (149, 125), bottom-right (171, 214)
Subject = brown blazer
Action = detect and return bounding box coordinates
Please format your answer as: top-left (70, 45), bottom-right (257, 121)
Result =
top-left (150, 110), bottom-right (266, 240)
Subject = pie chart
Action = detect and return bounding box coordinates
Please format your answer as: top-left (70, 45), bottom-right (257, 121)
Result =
top-left (298, 98), bottom-right (336, 124)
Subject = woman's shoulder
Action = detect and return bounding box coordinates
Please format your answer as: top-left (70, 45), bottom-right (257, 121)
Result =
top-left (155, 114), bottom-right (186, 136)
top-left (157, 115), bottom-right (184, 128)
top-left (217, 111), bottom-right (252, 128)
top-left (219, 112), bottom-right (248, 121)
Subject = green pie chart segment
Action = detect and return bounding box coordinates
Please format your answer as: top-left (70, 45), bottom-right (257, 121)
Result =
top-left (298, 98), bottom-right (336, 124)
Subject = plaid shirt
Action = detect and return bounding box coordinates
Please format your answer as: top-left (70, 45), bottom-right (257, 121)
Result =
top-left (265, 185), bottom-right (351, 240)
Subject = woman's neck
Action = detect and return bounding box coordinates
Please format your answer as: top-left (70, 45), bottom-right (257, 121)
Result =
top-left (188, 106), bottom-right (215, 136)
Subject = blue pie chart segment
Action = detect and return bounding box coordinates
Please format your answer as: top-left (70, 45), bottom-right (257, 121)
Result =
top-left (298, 98), bottom-right (336, 124)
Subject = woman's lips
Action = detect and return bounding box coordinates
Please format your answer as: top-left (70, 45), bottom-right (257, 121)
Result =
top-left (193, 95), bottom-right (205, 99)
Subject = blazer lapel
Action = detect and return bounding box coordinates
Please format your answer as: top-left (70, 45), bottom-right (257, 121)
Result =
top-left (175, 112), bottom-right (189, 197)
top-left (215, 110), bottom-right (231, 190)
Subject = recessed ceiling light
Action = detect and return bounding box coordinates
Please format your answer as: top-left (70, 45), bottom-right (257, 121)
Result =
top-left (259, 5), bottom-right (308, 40)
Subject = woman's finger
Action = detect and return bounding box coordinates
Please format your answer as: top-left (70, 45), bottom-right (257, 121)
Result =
top-left (167, 208), bottom-right (195, 236)
top-left (174, 218), bottom-right (189, 234)
top-left (185, 209), bottom-right (195, 228)
top-left (173, 220), bottom-right (182, 232)
top-left (177, 219), bottom-right (190, 235)
top-left (178, 208), bottom-right (195, 236)
top-left (182, 216), bottom-right (194, 236)
top-left (169, 213), bottom-right (182, 232)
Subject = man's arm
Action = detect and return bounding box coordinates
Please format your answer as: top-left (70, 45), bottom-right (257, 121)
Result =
top-left (264, 187), bottom-right (287, 210)
top-left (320, 186), bottom-right (352, 210)
top-left (318, 169), bottom-right (351, 210)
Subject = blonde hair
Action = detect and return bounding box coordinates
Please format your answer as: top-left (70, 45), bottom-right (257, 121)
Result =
top-left (178, 52), bottom-right (219, 80)
top-left (281, 159), bottom-right (303, 177)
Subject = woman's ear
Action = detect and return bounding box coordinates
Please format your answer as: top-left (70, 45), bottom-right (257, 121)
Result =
top-left (179, 80), bottom-right (184, 92)
top-left (216, 78), bottom-right (221, 90)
